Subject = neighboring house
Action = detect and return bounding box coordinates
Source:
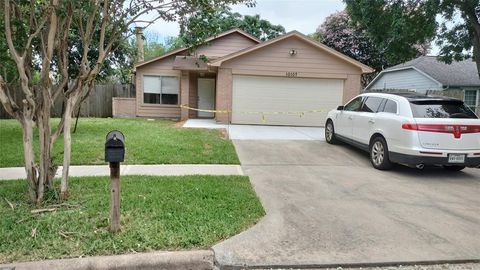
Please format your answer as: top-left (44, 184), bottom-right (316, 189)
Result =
top-left (365, 56), bottom-right (480, 114)
top-left (115, 28), bottom-right (373, 127)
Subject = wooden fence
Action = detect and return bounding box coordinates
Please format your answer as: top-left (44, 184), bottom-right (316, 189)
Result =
top-left (0, 84), bottom-right (135, 119)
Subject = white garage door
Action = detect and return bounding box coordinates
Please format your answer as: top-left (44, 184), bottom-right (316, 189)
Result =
top-left (232, 75), bottom-right (344, 126)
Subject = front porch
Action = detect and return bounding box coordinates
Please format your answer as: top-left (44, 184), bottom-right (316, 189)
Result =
top-left (176, 56), bottom-right (231, 124)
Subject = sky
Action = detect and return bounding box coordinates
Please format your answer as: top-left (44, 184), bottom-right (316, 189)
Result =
top-left (139, 0), bottom-right (440, 55)
top-left (142, 0), bottom-right (345, 40)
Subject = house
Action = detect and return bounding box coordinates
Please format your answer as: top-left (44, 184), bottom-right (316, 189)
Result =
top-left (365, 56), bottom-right (480, 114)
top-left (114, 28), bottom-right (374, 126)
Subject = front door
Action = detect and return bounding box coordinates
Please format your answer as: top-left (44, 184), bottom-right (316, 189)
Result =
top-left (198, 78), bottom-right (215, 118)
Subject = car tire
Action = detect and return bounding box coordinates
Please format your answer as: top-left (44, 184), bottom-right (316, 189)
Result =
top-left (370, 136), bottom-right (393, 170)
top-left (325, 120), bottom-right (338, 144)
top-left (442, 165), bottom-right (465, 171)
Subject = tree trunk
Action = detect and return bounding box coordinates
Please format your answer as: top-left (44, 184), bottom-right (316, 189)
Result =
top-left (60, 97), bottom-right (76, 200)
top-left (21, 118), bottom-right (38, 203)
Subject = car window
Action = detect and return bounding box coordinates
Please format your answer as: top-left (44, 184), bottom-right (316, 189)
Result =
top-left (361, 97), bottom-right (384, 113)
top-left (382, 99), bottom-right (397, 114)
top-left (344, 97), bottom-right (363, 112)
top-left (410, 100), bottom-right (478, 118)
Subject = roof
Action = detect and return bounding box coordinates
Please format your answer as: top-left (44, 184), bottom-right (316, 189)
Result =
top-left (385, 56), bottom-right (480, 87)
top-left (210, 31), bottom-right (374, 73)
top-left (134, 28), bottom-right (261, 68)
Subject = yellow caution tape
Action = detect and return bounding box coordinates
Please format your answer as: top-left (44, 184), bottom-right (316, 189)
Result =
top-left (180, 104), bottom-right (327, 117)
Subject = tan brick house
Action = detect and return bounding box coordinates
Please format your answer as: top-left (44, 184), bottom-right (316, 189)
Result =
top-left (119, 28), bottom-right (373, 126)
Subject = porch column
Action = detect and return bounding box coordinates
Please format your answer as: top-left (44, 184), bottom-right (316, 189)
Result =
top-left (180, 71), bottom-right (190, 121)
top-left (216, 68), bottom-right (232, 124)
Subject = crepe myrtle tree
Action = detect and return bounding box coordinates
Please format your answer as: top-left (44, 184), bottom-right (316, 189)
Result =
top-left (0, 0), bottom-right (254, 204)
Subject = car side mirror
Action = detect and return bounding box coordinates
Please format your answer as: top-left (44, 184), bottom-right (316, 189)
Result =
top-left (337, 105), bottom-right (344, 111)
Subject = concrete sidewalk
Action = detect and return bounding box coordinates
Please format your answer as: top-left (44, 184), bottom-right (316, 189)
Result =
top-left (0, 164), bottom-right (243, 180)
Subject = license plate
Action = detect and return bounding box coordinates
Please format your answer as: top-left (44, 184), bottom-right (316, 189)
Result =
top-left (448, 154), bottom-right (465, 163)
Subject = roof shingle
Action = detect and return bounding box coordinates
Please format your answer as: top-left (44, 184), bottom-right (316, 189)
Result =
top-left (387, 56), bottom-right (480, 87)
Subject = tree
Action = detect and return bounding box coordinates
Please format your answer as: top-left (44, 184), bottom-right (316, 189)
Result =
top-left (344, 0), bottom-right (480, 78)
top-left (142, 32), bottom-right (184, 61)
top-left (0, 0), bottom-right (253, 204)
top-left (314, 10), bottom-right (429, 85)
top-left (180, 7), bottom-right (285, 48)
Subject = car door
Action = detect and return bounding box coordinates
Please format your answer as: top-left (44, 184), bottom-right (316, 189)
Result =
top-left (335, 96), bottom-right (363, 139)
top-left (352, 97), bottom-right (384, 146)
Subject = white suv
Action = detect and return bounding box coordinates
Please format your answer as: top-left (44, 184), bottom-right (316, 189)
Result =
top-left (325, 93), bottom-right (480, 171)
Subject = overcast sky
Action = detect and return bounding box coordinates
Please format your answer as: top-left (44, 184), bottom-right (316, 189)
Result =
top-left (143, 0), bottom-right (345, 39)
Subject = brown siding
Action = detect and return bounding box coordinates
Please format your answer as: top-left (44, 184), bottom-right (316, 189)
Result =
top-left (215, 68), bottom-right (233, 123)
top-left (189, 73), bottom-right (198, 118)
top-left (112, 98), bottom-right (136, 118)
top-left (221, 36), bottom-right (362, 78)
top-left (135, 56), bottom-right (182, 118)
top-left (195, 32), bottom-right (257, 58)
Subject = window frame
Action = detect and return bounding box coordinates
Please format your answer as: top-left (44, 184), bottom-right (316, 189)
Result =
top-left (344, 96), bottom-right (364, 112)
top-left (142, 75), bottom-right (180, 106)
top-left (378, 98), bottom-right (399, 114)
top-left (464, 89), bottom-right (479, 112)
top-left (360, 96), bottom-right (384, 113)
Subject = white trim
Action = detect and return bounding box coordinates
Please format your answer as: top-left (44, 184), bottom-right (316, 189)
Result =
top-left (364, 66), bottom-right (443, 91)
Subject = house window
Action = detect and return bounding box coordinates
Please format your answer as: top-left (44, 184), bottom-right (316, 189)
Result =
top-left (464, 90), bottom-right (479, 112)
top-left (143, 75), bottom-right (179, 105)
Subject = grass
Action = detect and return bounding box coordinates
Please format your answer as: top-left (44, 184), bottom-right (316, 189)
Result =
top-left (0, 118), bottom-right (239, 167)
top-left (0, 175), bottom-right (264, 263)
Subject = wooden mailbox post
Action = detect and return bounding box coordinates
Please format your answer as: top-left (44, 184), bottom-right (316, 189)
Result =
top-left (105, 130), bottom-right (125, 232)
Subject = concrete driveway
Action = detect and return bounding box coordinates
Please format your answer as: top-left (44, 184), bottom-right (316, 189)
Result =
top-left (183, 119), bottom-right (325, 140)
top-left (213, 140), bottom-right (480, 269)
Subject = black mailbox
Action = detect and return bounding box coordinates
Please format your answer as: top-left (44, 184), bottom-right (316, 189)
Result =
top-left (105, 130), bottom-right (125, 162)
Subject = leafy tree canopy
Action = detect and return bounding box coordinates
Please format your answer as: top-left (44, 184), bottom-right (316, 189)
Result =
top-left (344, 0), bottom-right (480, 78)
top-left (314, 10), bottom-right (429, 85)
top-left (179, 7), bottom-right (285, 49)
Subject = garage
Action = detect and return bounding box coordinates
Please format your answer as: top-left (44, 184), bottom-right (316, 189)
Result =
top-left (232, 75), bottom-right (344, 126)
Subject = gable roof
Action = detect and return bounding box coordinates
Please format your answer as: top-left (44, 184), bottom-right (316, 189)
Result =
top-left (134, 28), bottom-right (261, 68)
top-left (386, 56), bottom-right (480, 87)
top-left (210, 31), bottom-right (374, 73)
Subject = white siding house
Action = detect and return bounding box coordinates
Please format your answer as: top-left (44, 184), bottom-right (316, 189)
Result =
top-left (366, 67), bottom-right (442, 93)
top-left (365, 57), bottom-right (480, 115)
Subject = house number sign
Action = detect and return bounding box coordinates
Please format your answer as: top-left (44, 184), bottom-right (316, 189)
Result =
top-left (286, 71), bottom-right (298, 77)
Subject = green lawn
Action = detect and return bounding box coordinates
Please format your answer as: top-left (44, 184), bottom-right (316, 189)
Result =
top-left (0, 175), bottom-right (264, 263)
top-left (0, 118), bottom-right (239, 167)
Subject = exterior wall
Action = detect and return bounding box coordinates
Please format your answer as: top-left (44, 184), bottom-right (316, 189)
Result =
top-left (135, 56), bottom-right (181, 118)
top-left (188, 73), bottom-right (198, 118)
top-left (112, 98), bottom-right (136, 118)
top-left (367, 68), bottom-right (442, 93)
top-left (344, 74), bottom-right (362, 103)
top-left (215, 68), bottom-right (233, 123)
top-left (220, 36), bottom-right (362, 79)
top-left (217, 36), bottom-right (364, 118)
top-left (195, 32), bottom-right (258, 58)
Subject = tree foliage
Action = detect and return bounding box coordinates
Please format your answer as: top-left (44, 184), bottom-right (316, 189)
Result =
top-left (314, 10), bottom-right (429, 85)
top-left (180, 7), bottom-right (285, 49)
top-left (344, 0), bottom-right (480, 78)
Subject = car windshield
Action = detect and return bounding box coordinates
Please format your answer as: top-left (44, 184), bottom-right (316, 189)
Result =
top-left (409, 100), bottom-right (478, 119)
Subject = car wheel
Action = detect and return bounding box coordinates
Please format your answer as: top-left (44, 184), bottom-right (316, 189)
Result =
top-left (325, 120), bottom-right (338, 144)
top-left (370, 136), bottom-right (393, 170)
top-left (442, 165), bottom-right (465, 171)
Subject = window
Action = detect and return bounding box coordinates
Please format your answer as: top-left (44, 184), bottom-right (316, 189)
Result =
top-left (381, 99), bottom-right (397, 114)
top-left (464, 90), bottom-right (479, 112)
top-left (344, 97), bottom-right (363, 111)
top-left (361, 97), bottom-right (384, 113)
top-left (143, 75), bottom-right (179, 105)
top-left (410, 100), bottom-right (477, 119)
